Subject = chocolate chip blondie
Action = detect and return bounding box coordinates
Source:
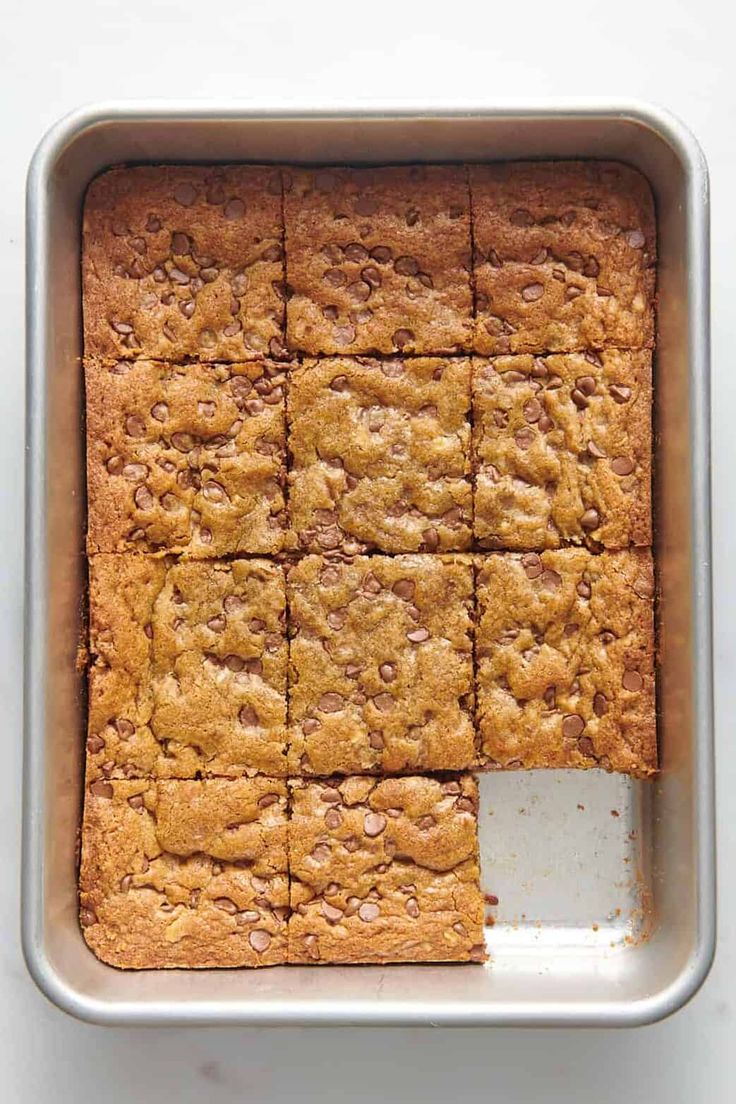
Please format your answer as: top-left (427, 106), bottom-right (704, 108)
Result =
top-left (287, 554), bottom-right (476, 775)
top-left (284, 166), bottom-right (473, 355)
top-left (80, 777), bottom-right (289, 968)
top-left (87, 555), bottom-right (288, 780)
top-left (86, 358), bottom-right (286, 556)
top-left (476, 548), bottom-right (656, 776)
top-left (288, 775), bottom-right (485, 964)
top-left (83, 166), bottom-right (286, 362)
top-left (472, 350), bottom-right (652, 549)
top-left (287, 355), bottom-right (472, 553)
top-left (80, 157), bottom-right (658, 971)
top-left (471, 161), bottom-right (655, 354)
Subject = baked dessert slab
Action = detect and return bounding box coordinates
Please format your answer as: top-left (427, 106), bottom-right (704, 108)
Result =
top-left (287, 356), bottom-right (472, 554)
top-left (472, 351), bottom-right (652, 550)
top-left (476, 548), bottom-right (656, 776)
top-left (83, 165), bottom-right (286, 362)
top-left (288, 775), bottom-right (485, 964)
top-left (85, 357), bottom-right (286, 557)
top-left (284, 166), bottom-right (473, 355)
top-left (80, 777), bottom-right (289, 968)
top-left (287, 555), bottom-right (476, 775)
top-left (470, 161), bottom-right (656, 354)
top-left (87, 555), bottom-right (288, 780)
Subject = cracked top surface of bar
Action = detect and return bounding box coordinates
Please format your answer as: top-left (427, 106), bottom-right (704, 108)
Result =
top-left (80, 777), bottom-right (289, 968)
top-left (476, 549), bottom-right (656, 776)
top-left (471, 161), bottom-right (656, 354)
top-left (287, 555), bottom-right (476, 775)
top-left (288, 774), bottom-right (485, 964)
top-left (472, 351), bottom-right (652, 550)
top-left (287, 356), bottom-right (472, 553)
top-left (86, 358), bottom-right (286, 556)
top-left (83, 165), bottom-right (286, 362)
top-left (87, 555), bottom-right (288, 780)
top-left (284, 165), bottom-right (473, 355)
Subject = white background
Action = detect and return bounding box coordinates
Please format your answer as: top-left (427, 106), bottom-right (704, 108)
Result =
top-left (1, 1), bottom-right (732, 1100)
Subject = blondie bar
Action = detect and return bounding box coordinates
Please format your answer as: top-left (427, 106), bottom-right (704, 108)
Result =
top-left (475, 549), bottom-right (656, 776)
top-left (284, 166), bottom-right (473, 354)
top-left (287, 555), bottom-right (476, 774)
top-left (288, 356), bottom-right (472, 553)
top-left (472, 351), bottom-right (652, 549)
top-left (86, 358), bottom-right (286, 556)
top-left (87, 556), bottom-right (288, 780)
top-left (83, 166), bottom-right (286, 362)
top-left (80, 777), bottom-right (288, 968)
top-left (471, 161), bottom-right (655, 354)
top-left (288, 775), bottom-right (485, 964)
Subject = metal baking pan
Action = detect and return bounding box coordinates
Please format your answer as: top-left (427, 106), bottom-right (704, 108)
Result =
top-left (23, 101), bottom-right (715, 1027)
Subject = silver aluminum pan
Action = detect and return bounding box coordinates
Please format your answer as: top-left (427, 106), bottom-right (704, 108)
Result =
top-left (23, 101), bottom-right (715, 1026)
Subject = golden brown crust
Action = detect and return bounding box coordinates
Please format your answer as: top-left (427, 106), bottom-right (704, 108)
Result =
top-left (288, 775), bottom-right (485, 964)
top-left (284, 166), bottom-right (473, 355)
top-left (287, 356), bottom-right (472, 553)
top-left (471, 161), bottom-right (656, 354)
top-left (472, 351), bottom-right (652, 549)
top-left (87, 555), bottom-right (288, 780)
top-left (83, 166), bottom-right (286, 362)
top-left (80, 777), bottom-right (289, 968)
top-left (287, 555), bottom-right (476, 775)
top-left (85, 357), bottom-right (286, 556)
top-left (475, 549), bottom-right (657, 776)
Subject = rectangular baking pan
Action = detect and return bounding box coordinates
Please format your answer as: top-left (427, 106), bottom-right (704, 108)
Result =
top-left (23, 102), bottom-right (715, 1026)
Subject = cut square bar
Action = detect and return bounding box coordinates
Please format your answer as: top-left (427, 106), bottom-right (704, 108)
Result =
top-left (471, 161), bottom-right (655, 354)
top-left (288, 355), bottom-right (472, 554)
top-left (83, 165), bottom-right (286, 362)
top-left (475, 549), bottom-right (657, 777)
top-left (284, 165), bottom-right (473, 354)
top-left (79, 777), bottom-right (289, 968)
top-left (288, 775), bottom-right (485, 964)
top-left (85, 358), bottom-right (286, 556)
top-left (287, 555), bottom-right (476, 774)
top-left (87, 556), bottom-right (288, 780)
top-left (472, 351), bottom-right (652, 550)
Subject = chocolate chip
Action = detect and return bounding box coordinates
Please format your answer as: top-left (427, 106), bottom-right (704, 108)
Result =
top-left (521, 283), bottom-right (544, 302)
top-left (626, 229), bottom-right (645, 248)
top-left (421, 527), bottom-right (439, 551)
top-left (174, 182), bottom-right (196, 206)
top-left (249, 929), bottom-right (272, 953)
top-left (379, 663), bottom-right (397, 683)
top-left (609, 384), bottom-right (632, 404)
top-left (358, 902), bottom-right (380, 922)
top-left (90, 780), bottom-right (113, 798)
top-left (593, 692), bottom-right (609, 717)
top-left (391, 580), bottom-right (415, 603)
top-left (224, 197), bottom-right (246, 220)
top-left (576, 580), bottom-right (592, 599)
top-left (578, 736), bottom-right (597, 758)
top-left (622, 669), bottom-right (644, 691)
top-left (562, 714), bottom-right (585, 738)
top-left (318, 693), bottom-right (344, 713)
top-left (239, 705), bottom-right (259, 726)
top-left (363, 812), bottom-right (386, 837)
top-left (344, 242), bottom-right (369, 263)
top-left (611, 456), bottom-right (635, 476)
top-left (392, 328), bottom-right (414, 349)
top-left (80, 908), bottom-right (98, 928)
top-left (580, 508), bottom-right (600, 530)
top-left (406, 627), bottom-right (430, 643)
top-left (521, 552), bottom-right (543, 579)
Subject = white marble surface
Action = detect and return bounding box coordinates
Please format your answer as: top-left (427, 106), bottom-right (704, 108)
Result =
top-left (1, 0), bottom-right (733, 1098)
